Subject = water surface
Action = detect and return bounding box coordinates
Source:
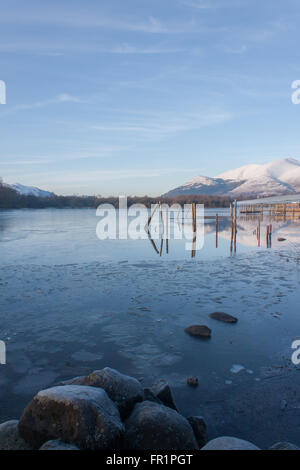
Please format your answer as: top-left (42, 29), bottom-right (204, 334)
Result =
top-left (0, 208), bottom-right (300, 447)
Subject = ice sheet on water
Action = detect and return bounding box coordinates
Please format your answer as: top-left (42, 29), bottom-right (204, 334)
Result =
top-left (230, 365), bottom-right (245, 374)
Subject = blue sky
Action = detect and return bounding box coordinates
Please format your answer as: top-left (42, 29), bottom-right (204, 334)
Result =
top-left (0, 0), bottom-right (300, 196)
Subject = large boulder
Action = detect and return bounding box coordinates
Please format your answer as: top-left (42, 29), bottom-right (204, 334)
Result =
top-left (187, 416), bottom-right (208, 449)
top-left (18, 385), bottom-right (124, 450)
top-left (83, 367), bottom-right (144, 418)
top-left (39, 440), bottom-right (80, 450)
top-left (150, 379), bottom-right (177, 411)
top-left (124, 401), bottom-right (198, 450)
top-left (0, 420), bottom-right (33, 450)
top-left (201, 436), bottom-right (260, 450)
top-left (269, 442), bottom-right (300, 450)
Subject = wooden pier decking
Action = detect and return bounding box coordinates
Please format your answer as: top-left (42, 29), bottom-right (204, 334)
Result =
top-left (237, 194), bottom-right (300, 216)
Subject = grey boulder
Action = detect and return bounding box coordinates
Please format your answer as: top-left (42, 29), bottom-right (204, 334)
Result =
top-left (18, 385), bottom-right (124, 450)
top-left (40, 439), bottom-right (80, 450)
top-left (202, 436), bottom-right (260, 450)
top-left (187, 416), bottom-right (208, 449)
top-left (83, 367), bottom-right (144, 419)
top-left (124, 401), bottom-right (198, 450)
top-left (0, 420), bottom-right (33, 450)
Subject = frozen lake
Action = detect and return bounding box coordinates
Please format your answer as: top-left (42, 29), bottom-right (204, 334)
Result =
top-left (0, 208), bottom-right (300, 447)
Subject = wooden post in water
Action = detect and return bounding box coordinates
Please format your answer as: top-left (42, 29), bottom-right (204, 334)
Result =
top-left (230, 203), bottom-right (233, 254)
top-left (257, 218), bottom-right (261, 247)
top-left (145, 202), bottom-right (159, 233)
top-left (191, 203), bottom-right (197, 258)
top-left (266, 224), bottom-right (272, 248)
top-left (166, 205), bottom-right (169, 254)
top-left (160, 203), bottom-right (164, 257)
top-left (233, 200), bottom-right (237, 253)
top-left (216, 213), bottom-right (218, 248)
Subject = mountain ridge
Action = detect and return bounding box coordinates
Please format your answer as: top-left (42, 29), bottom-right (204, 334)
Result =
top-left (163, 158), bottom-right (300, 198)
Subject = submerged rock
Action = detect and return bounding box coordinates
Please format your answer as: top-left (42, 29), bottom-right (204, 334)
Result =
top-left (187, 377), bottom-right (199, 387)
top-left (0, 420), bottom-right (33, 450)
top-left (83, 367), bottom-right (144, 418)
top-left (209, 312), bottom-right (238, 323)
top-left (187, 416), bottom-right (208, 449)
top-left (124, 401), bottom-right (198, 450)
top-left (18, 385), bottom-right (124, 450)
top-left (40, 440), bottom-right (80, 450)
top-left (184, 325), bottom-right (211, 338)
top-left (202, 436), bottom-right (260, 450)
top-left (269, 442), bottom-right (300, 450)
top-left (150, 379), bottom-right (177, 411)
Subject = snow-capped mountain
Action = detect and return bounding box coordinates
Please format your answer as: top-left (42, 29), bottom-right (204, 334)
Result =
top-left (6, 183), bottom-right (55, 198)
top-left (164, 158), bottom-right (300, 198)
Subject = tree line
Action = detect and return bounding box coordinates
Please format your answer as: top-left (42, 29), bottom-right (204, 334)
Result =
top-left (0, 183), bottom-right (233, 209)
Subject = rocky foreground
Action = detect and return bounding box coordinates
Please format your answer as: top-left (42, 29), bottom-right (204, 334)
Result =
top-left (0, 367), bottom-right (298, 451)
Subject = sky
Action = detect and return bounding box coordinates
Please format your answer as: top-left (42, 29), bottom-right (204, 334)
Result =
top-left (0, 0), bottom-right (300, 196)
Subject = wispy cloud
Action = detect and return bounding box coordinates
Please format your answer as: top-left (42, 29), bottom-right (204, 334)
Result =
top-left (0, 40), bottom-right (185, 56)
top-left (0, 11), bottom-right (202, 34)
top-left (182, 0), bottom-right (244, 9)
top-left (0, 93), bottom-right (92, 117)
top-left (91, 109), bottom-right (233, 141)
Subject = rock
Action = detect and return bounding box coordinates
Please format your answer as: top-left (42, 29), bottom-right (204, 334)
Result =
top-left (201, 436), bottom-right (260, 450)
top-left (269, 442), bottom-right (300, 450)
top-left (0, 420), bottom-right (33, 450)
top-left (18, 385), bottom-right (124, 450)
top-left (209, 312), bottom-right (238, 323)
top-left (124, 401), bottom-right (198, 450)
top-left (277, 238), bottom-right (286, 242)
top-left (280, 399), bottom-right (287, 410)
top-left (39, 439), bottom-right (80, 450)
top-left (150, 379), bottom-right (177, 411)
top-left (143, 388), bottom-right (163, 405)
top-left (55, 376), bottom-right (86, 386)
top-left (187, 377), bottom-right (198, 387)
top-left (83, 367), bottom-right (144, 418)
top-left (187, 416), bottom-right (208, 449)
top-left (184, 325), bottom-right (211, 338)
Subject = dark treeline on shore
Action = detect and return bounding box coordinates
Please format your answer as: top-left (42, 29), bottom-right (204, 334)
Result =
top-left (0, 183), bottom-right (233, 209)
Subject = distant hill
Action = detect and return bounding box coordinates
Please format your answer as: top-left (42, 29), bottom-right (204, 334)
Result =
top-left (5, 183), bottom-right (55, 198)
top-left (163, 158), bottom-right (300, 198)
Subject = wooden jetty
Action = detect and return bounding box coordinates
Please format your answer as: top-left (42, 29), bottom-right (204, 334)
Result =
top-left (238, 196), bottom-right (300, 217)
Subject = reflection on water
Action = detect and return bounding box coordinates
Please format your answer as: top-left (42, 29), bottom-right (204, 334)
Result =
top-left (146, 207), bottom-right (300, 258)
top-left (1, 208), bottom-right (300, 264)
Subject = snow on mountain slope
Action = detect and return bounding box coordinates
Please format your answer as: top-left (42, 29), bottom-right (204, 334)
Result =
top-left (164, 158), bottom-right (300, 198)
top-left (7, 183), bottom-right (55, 198)
top-left (229, 175), bottom-right (296, 197)
top-left (217, 158), bottom-right (300, 182)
